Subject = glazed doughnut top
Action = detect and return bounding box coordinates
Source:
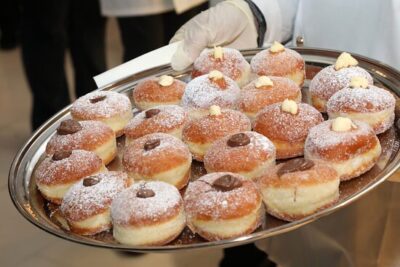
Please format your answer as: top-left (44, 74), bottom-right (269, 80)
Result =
top-left (111, 181), bottom-right (183, 226)
top-left (184, 172), bottom-right (261, 220)
top-left (61, 171), bottom-right (128, 221)
top-left (133, 77), bottom-right (186, 103)
top-left (192, 47), bottom-right (249, 80)
top-left (46, 120), bottom-right (114, 154)
top-left (181, 74), bottom-right (240, 109)
top-left (71, 91), bottom-right (132, 119)
top-left (327, 85), bottom-right (396, 113)
top-left (35, 150), bottom-right (103, 185)
top-left (305, 120), bottom-right (379, 161)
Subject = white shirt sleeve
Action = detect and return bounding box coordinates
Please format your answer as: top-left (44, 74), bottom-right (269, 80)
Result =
top-left (252, 0), bottom-right (299, 45)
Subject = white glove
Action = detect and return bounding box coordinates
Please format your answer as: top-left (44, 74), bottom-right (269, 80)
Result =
top-left (170, 0), bottom-right (258, 71)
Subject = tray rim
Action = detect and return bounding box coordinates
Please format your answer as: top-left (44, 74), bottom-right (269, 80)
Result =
top-left (8, 47), bottom-right (400, 252)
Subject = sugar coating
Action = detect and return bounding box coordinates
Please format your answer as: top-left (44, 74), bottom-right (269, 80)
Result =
top-left (327, 85), bottom-right (396, 113)
top-left (133, 78), bottom-right (186, 103)
top-left (305, 120), bottom-right (375, 151)
top-left (254, 103), bottom-right (323, 142)
top-left (46, 120), bottom-right (114, 154)
top-left (181, 74), bottom-right (240, 109)
top-left (184, 172), bottom-right (260, 220)
top-left (61, 171), bottom-right (128, 221)
top-left (111, 181), bottom-right (182, 226)
top-left (124, 105), bottom-right (187, 138)
top-left (71, 91), bottom-right (132, 119)
top-left (309, 65), bottom-right (373, 100)
top-left (35, 150), bottom-right (103, 185)
top-left (183, 109), bottom-right (251, 143)
top-left (193, 47), bottom-right (250, 80)
top-left (250, 48), bottom-right (304, 76)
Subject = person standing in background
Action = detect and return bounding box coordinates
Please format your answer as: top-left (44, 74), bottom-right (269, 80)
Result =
top-left (99, 0), bottom-right (209, 62)
top-left (21, 0), bottom-right (107, 130)
top-left (0, 0), bottom-right (20, 50)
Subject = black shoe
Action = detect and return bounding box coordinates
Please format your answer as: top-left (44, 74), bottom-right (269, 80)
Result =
top-left (220, 243), bottom-right (276, 267)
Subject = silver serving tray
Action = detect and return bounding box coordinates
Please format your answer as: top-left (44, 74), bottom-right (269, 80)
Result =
top-left (8, 48), bottom-right (400, 252)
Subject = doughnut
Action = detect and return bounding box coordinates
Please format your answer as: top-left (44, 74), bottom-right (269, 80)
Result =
top-left (181, 70), bottom-right (240, 118)
top-left (124, 105), bottom-right (188, 144)
top-left (184, 172), bottom-right (262, 241)
top-left (111, 181), bottom-right (185, 246)
top-left (257, 158), bottom-right (340, 221)
top-left (250, 42), bottom-right (305, 86)
top-left (327, 76), bottom-right (395, 134)
top-left (238, 76), bottom-right (302, 120)
top-left (204, 131), bottom-right (275, 180)
top-left (46, 119), bottom-right (117, 165)
top-left (182, 106), bottom-right (251, 161)
top-left (70, 91), bottom-right (132, 137)
top-left (132, 75), bottom-right (186, 110)
top-left (34, 150), bottom-right (106, 204)
top-left (122, 133), bottom-right (192, 189)
top-left (304, 117), bottom-right (382, 181)
top-left (192, 47), bottom-right (251, 87)
top-left (253, 101), bottom-right (324, 159)
top-left (309, 52), bottom-right (373, 112)
top-left (60, 171), bottom-right (130, 235)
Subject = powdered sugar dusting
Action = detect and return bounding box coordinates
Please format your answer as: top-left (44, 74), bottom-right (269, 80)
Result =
top-left (61, 171), bottom-right (128, 221)
top-left (111, 181), bottom-right (182, 226)
top-left (184, 172), bottom-right (260, 220)
top-left (193, 48), bottom-right (250, 80)
top-left (327, 85), bottom-right (395, 113)
top-left (35, 150), bottom-right (103, 185)
top-left (181, 75), bottom-right (240, 109)
top-left (309, 65), bottom-right (373, 100)
top-left (71, 91), bottom-right (132, 119)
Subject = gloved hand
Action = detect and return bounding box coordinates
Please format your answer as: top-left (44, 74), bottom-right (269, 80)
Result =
top-left (170, 0), bottom-right (258, 71)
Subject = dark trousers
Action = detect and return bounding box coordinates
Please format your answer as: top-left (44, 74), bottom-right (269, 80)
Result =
top-left (117, 2), bottom-right (208, 62)
top-left (0, 0), bottom-right (20, 44)
top-left (21, 0), bottom-right (106, 130)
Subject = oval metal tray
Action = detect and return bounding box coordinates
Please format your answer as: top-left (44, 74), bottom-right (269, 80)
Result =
top-left (8, 48), bottom-right (400, 252)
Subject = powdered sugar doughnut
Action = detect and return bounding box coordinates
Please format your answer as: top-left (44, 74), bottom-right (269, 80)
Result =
top-left (34, 150), bottom-right (106, 204)
top-left (122, 133), bottom-right (192, 189)
top-left (309, 65), bottom-right (373, 112)
top-left (204, 131), bottom-right (275, 180)
top-left (132, 76), bottom-right (186, 110)
top-left (238, 76), bottom-right (302, 120)
top-left (192, 47), bottom-right (251, 87)
top-left (184, 172), bottom-right (262, 241)
top-left (70, 91), bottom-right (132, 137)
top-left (327, 85), bottom-right (395, 134)
top-left (60, 171), bottom-right (130, 235)
top-left (46, 119), bottom-right (117, 165)
top-left (181, 72), bottom-right (240, 118)
top-left (111, 181), bottom-right (185, 246)
top-left (250, 47), bottom-right (305, 86)
top-left (304, 119), bottom-right (381, 181)
top-left (124, 105), bottom-right (188, 144)
top-left (253, 102), bottom-right (324, 159)
top-left (182, 108), bottom-right (251, 161)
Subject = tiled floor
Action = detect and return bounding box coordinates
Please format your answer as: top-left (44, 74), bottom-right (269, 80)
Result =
top-left (0, 19), bottom-right (223, 267)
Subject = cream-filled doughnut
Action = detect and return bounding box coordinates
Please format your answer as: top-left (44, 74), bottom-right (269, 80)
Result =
top-left (124, 105), bottom-right (188, 144)
top-left (304, 118), bottom-right (381, 181)
top-left (253, 101), bottom-right (324, 159)
top-left (46, 119), bottom-right (117, 165)
top-left (122, 133), bottom-right (192, 189)
top-left (258, 158), bottom-right (340, 221)
top-left (184, 172), bottom-right (262, 241)
top-left (60, 171), bottom-right (129, 235)
top-left (182, 106), bottom-right (251, 161)
top-left (250, 42), bottom-right (305, 86)
top-left (34, 150), bottom-right (106, 204)
top-left (204, 131), bottom-right (276, 180)
top-left (111, 181), bottom-right (185, 246)
top-left (132, 75), bottom-right (186, 110)
top-left (192, 47), bottom-right (251, 87)
top-left (70, 91), bottom-right (132, 137)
